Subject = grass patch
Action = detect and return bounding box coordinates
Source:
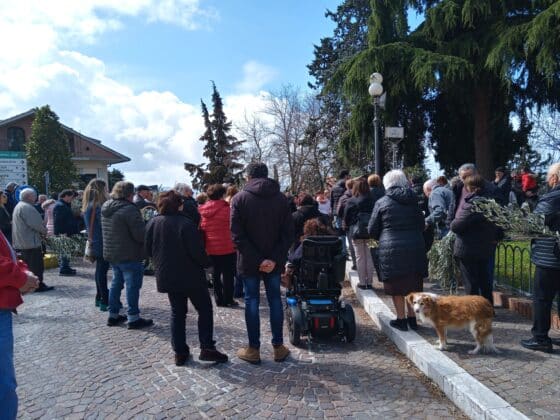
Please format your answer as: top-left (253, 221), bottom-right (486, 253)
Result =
top-left (494, 241), bottom-right (535, 295)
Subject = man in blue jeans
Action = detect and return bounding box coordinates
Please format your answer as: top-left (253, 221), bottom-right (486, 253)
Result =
top-left (101, 181), bottom-right (152, 329)
top-left (231, 163), bottom-right (294, 364)
top-left (1, 230), bottom-right (39, 419)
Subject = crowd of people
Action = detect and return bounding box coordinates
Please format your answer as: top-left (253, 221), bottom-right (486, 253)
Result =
top-left (1, 160), bottom-right (559, 418)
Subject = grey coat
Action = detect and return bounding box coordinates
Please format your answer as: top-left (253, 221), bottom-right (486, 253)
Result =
top-left (101, 199), bottom-right (145, 264)
top-left (12, 201), bottom-right (47, 250)
top-left (425, 185), bottom-right (453, 229)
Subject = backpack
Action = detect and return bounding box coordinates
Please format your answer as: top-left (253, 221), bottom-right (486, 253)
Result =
top-left (350, 212), bottom-right (372, 240)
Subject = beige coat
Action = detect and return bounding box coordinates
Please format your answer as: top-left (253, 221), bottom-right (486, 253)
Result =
top-left (12, 201), bottom-right (47, 250)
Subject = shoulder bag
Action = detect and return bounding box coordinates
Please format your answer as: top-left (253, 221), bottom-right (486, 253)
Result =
top-left (84, 207), bottom-right (96, 263)
top-left (350, 212), bottom-right (372, 240)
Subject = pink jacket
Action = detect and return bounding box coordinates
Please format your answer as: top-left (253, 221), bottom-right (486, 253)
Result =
top-left (43, 201), bottom-right (55, 236)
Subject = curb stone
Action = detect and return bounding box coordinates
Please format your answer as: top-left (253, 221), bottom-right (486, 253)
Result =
top-left (347, 268), bottom-right (529, 420)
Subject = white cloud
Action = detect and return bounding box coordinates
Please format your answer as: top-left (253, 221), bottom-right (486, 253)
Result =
top-left (235, 60), bottom-right (278, 93)
top-left (0, 1), bottom-right (273, 187)
top-left (0, 0), bottom-right (217, 44)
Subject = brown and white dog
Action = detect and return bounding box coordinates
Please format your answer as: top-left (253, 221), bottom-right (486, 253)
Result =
top-left (406, 292), bottom-right (499, 354)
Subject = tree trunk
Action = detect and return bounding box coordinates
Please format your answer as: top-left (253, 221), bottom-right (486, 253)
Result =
top-left (473, 86), bottom-right (493, 179)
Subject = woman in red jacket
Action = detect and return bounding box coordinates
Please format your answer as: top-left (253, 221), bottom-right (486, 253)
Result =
top-left (199, 184), bottom-right (238, 307)
top-left (1, 231), bottom-right (39, 419)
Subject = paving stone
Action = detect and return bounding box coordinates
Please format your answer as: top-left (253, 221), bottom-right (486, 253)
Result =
top-left (370, 275), bottom-right (560, 419)
top-left (14, 263), bottom-right (462, 418)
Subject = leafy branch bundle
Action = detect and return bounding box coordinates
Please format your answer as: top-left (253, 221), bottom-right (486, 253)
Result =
top-left (470, 199), bottom-right (556, 241)
top-left (427, 232), bottom-right (459, 294)
top-left (45, 235), bottom-right (87, 259)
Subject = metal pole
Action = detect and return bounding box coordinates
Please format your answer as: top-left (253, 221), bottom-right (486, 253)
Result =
top-left (44, 171), bottom-right (50, 196)
top-left (373, 98), bottom-right (382, 175)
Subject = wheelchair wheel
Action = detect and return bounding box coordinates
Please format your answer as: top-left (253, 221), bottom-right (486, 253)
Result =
top-left (287, 306), bottom-right (302, 346)
top-left (341, 304), bottom-right (356, 343)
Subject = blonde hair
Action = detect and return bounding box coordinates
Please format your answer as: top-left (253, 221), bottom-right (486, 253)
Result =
top-left (367, 174), bottom-right (382, 188)
top-left (110, 181), bottom-right (135, 200)
top-left (82, 179), bottom-right (109, 212)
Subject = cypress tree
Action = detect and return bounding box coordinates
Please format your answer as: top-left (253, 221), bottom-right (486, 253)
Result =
top-left (26, 105), bottom-right (78, 192)
top-left (184, 83), bottom-right (244, 189)
top-left (322, 0), bottom-right (560, 178)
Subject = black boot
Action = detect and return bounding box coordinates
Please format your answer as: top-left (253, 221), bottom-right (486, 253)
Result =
top-left (407, 317), bottom-right (418, 330)
top-left (389, 318), bottom-right (408, 331)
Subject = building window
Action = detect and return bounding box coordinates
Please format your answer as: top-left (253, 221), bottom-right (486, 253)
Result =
top-left (7, 127), bottom-right (25, 151)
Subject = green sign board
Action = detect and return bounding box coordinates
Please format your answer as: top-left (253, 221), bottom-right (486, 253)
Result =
top-left (0, 151), bottom-right (25, 158)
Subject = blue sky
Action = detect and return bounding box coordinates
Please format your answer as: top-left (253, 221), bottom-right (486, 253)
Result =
top-left (79, 1), bottom-right (340, 105)
top-left (0, 1), bottom-right (430, 185)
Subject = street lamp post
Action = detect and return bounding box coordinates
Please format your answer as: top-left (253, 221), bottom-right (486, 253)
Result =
top-left (368, 73), bottom-right (384, 175)
top-left (44, 171), bottom-right (50, 196)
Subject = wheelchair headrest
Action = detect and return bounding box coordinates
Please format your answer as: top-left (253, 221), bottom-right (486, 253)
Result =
top-left (302, 236), bottom-right (342, 247)
top-left (302, 236), bottom-right (343, 257)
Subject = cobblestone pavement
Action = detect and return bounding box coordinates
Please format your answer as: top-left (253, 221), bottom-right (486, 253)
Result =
top-left (13, 264), bottom-right (463, 419)
top-left (372, 278), bottom-right (560, 419)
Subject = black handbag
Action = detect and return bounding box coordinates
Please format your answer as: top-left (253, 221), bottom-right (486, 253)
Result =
top-left (350, 212), bottom-right (372, 240)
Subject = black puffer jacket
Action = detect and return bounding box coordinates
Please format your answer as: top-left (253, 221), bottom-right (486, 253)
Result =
top-left (336, 189), bottom-right (352, 220)
top-left (343, 193), bottom-right (376, 231)
top-left (494, 174), bottom-right (512, 206)
top-left (368, 187), bottom-right (427, 281)
top-left (145, 214), bottom-right (210, 293)
top-left (531, 185), bottom-right (560, 269)
top-left (101, 199), bottom-right (145, 263)
top-left (180, 196), bottom-right (201, 227)
top-left (370, 186), bottom-right (385, 203)
top-left (330, 179), bottom-right (346, 214)
top-left (231, 178), bottom-right (294, 276)
top-left (450, 194), bottom-right (503, 260)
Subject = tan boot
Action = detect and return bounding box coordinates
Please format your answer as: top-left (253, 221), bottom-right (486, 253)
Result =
top-left (273, 344), bottom-right (290, 362)
top-left (236, 346), bottom-right (261, 364)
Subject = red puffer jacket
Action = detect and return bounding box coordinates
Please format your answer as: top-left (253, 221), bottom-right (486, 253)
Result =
top-left (199, 199), bottom-right (235, 256)
top-left (0, 231), bottom-right (28, 310)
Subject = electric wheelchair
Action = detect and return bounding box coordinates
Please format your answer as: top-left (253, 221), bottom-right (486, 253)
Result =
top-left (285, 236), bottom-right (356, 345)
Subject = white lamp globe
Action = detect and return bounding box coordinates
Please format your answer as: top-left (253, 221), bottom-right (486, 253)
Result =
top-left (370, 72), bottom-right (383, 84)
top-left (368, 82), bottom-right (383, 97)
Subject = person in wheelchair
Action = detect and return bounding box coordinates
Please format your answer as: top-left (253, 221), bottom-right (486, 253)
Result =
top-left (284, 218), bottom-right (356, 344)
top-left (288, 218), bottom-right (335, 268)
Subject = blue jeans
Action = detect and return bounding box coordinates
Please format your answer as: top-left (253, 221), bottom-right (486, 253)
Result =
top-left (0, 310), bottom-right (17, 420)
top-left (109, 262), bottom-right (144, 322)
top-left (242, 273), bottom-right (284, 348)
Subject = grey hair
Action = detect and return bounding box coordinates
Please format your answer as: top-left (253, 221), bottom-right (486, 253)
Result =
top-left (548, 163), bottom-right (560, 179)
top-left (423, 179), bottom-right (437, 193)
top-left (20, 188), bottom-right (37, 203)
top-left (110, 181), bottom-right (135, 200)
top-left (174, 182), bottom-right (192, 195)
top-left (383, 170), bottom-right (409, 189)
top-left (458, 163), bottom-right (476, 174)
